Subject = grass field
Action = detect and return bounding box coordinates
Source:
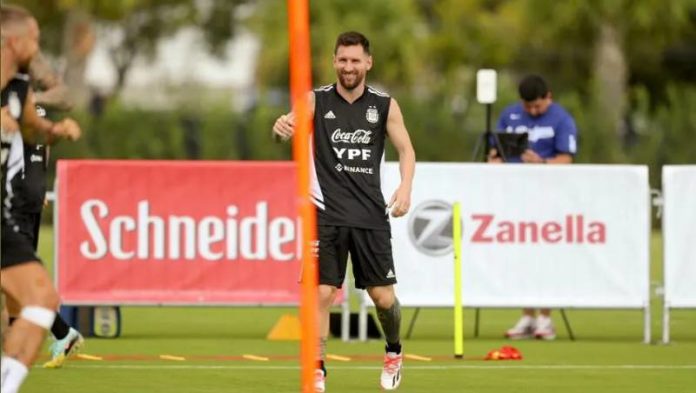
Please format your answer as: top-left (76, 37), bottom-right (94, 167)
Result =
top-left (19, 227), bottom-right (696, 392)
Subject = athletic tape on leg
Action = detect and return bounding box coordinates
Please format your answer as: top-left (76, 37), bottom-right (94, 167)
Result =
top-left (20, 306), bottom-right (56, 330)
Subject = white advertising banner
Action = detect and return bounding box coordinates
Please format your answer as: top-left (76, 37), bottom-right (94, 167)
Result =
top-left (663, 166), bottom-right (696, 308)
top-left (382, 163), bottom-right (650, 308)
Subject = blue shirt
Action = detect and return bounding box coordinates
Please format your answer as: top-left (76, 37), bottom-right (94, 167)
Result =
top-left (496, 102), bottom-right (578, 163)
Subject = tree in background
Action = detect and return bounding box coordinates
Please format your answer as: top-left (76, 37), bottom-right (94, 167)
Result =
top-left (252, 0), bottom-right (694, 164)
top-left (519, 0), bottom-right (694, 160)
top-left (251, 0), bottom-right (428, 92)
top-left (13, 0), bottom-right (249, 107)
top-left (7, 0), bottom-right (692, 168)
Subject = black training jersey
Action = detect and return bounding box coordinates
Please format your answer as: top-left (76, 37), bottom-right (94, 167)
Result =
top-left (311, 83), bottom-right (392, 230)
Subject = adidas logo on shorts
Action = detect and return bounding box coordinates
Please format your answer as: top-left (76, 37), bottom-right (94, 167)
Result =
top-left (386, 269), bottom-right (396, 279)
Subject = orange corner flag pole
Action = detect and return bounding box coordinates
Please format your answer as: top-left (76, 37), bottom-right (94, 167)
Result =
top-left (287, 1), bottom-right (317, 392)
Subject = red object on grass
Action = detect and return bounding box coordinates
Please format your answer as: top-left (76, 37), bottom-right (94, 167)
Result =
top-left (485, 346), bottom-right (523, 360)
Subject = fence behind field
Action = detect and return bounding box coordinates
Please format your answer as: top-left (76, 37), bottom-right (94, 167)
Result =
top-left (362, 163), bottom-right (653, 342)
top-left (52, 161), bottom-right (695, 343)
top-left (55, 160), bottom-right (304, 305)
top-left (662, 165), bottom-right (696, 343)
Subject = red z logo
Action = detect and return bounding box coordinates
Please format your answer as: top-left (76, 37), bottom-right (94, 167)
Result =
top-left (471, 214), bottom-right (494, 243)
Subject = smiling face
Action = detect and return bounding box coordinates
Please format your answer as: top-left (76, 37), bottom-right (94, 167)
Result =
top-left (333, 44), bottom-right (372, 91)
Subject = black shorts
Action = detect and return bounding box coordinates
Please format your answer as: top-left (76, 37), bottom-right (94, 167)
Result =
top-left (317, 225), bottom-right (396, 289)
top-left (1, 223), bottom-right (42, 269)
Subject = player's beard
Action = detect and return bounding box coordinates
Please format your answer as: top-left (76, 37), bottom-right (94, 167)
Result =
top-left (337, 70), bottom-right (364, 91)
top-left (17, 52), bottom-right (35, 72)
top-left (18, 57), bottom-right (32, 73)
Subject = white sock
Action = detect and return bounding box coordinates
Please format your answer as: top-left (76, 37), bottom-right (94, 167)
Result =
top-left (521, 315), bottom-right (535, 324)
top-left (1, 356), bottom-right (29, 393)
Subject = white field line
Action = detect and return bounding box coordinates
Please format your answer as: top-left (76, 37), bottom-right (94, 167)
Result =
top-left (49, 364), bottom-right (696, 371)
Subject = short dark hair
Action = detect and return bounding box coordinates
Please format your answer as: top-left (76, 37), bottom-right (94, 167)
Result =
top-left (334, 31), bottom-right (370, 55)
top-left (1, 4), bottom-right (33, 39)
top-left (518, 75), bottom-right (550, 101)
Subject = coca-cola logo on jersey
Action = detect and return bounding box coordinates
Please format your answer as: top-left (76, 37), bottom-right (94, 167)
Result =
top-left (79, 199), bottom-right (301, 262)
top-left (331, 128), bottom-right (372, 144)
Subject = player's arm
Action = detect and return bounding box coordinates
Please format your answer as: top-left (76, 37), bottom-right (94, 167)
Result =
top-left (521, 149), bottom-right (572, 164)
top-left (525, 116), bottom-right (576, 164)
top-left (543, 153), bottom-right (573, 164)
top-left (272, 91), bottom-right (315, 141)
top-left (549, 116), bottom-right (577, 164)
top-left (21, 90), bottom-right (81, 143)
top-left (1, 106), bottom-right (19, 134)
top-left (386, 97), bottom-right (416, 218)
top-left (29, 53), bottom-right (74, 111)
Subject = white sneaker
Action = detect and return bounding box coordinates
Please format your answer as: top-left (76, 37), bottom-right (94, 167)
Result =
top-left (380, 352), bottom-right (403, 390)
top-left (314, 369), bottom-right (326, 392)
top-left (534, 316), bottom-right (556, 340)
top-left (505, 316), bottom-right (535, 339)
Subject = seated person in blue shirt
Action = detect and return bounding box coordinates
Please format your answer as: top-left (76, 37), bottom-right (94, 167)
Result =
top-left (488, 74), bottom-right (577, 165)
top-left (487, 74), bottom-right (578, 340)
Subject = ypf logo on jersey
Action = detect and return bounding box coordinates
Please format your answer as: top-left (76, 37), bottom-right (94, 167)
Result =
top-left (408, 200), bottom-right (458, 256)
top-left (366, 106), bottom-right (379, 124)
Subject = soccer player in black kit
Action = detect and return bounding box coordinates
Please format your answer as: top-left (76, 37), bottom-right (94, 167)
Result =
top-left (10, 48), bottom-right (85, 370)
top-left (273, 31), bottom-right (416, 392)
top-left (1, 5), bottom-right (81, 392)
top-left (4, 105), bottom-right (85, 369)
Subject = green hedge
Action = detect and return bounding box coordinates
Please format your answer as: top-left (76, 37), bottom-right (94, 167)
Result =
top-left (49, 85), bottom-right (695, 187)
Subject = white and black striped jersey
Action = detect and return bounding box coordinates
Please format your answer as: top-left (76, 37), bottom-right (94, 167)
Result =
top-left (311, 84), bottom-right (392, 230)
top-left (11, 143), bottom-right (47, 214)
top-left (4, 142), bottom-right (47, 242)
top-left (1, 73), bottom-right (30, 122)
top-left (1, 73), bottom-right (29, 165)
top-left (1, 73), bottom-right (31, 225)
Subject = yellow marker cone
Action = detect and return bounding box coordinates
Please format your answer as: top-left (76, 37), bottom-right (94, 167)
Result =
top-left (160, 355), bottom-right (186, 361)
top-left (405, 354), bottom-right (432, 362)
top-left (76, 354), bottom-right (103, 361)
top-left (243, 354), bottom-right (270, 362)
top-left (326, 354), bottom-right (351, 362)
top-left (266, 314), bottom-right (302, 341)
